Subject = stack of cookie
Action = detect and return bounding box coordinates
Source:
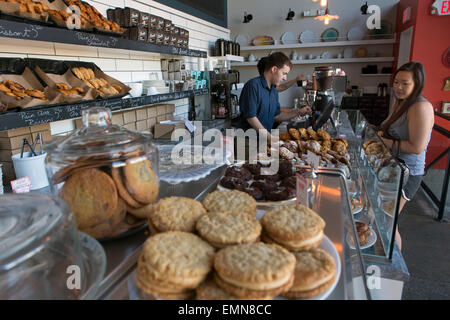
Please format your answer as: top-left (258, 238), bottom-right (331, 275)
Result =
top-left (59, 156), bottom-right (159, 239)
top-left (136, 231), bottom-right (215, 299)
top-left (261, 204), bottom-right (325, 251)
top-left (213, 242), bottom-right (296, 299)
top-left (202, 190), bottom-right (257, 217)
top-left (259, 204), bottom-right (337, 298)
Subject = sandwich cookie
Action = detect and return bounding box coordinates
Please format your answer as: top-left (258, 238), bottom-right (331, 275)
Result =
top-left (282, 248), bottom-right (336, 299)
top-left (149, 197), bottom-right (206, 233)
top-left (196, 211), bottom-right (261, 248)
top-left (261, 204), bottom-right (325, 251)
top-left (136, 231), bottom-right (215, 299)
top-left (202, 190), bottom-right (257, 217)
top-left (214, 242), bottom-right (295, 299)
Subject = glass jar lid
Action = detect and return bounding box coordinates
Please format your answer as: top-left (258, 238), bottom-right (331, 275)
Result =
top-left (0, 194), bottom-right (71, 271)
top-left (44, 107), bottom-right (153, 162)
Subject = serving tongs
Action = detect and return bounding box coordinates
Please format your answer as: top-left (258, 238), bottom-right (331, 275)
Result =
top-left (20, 133), bottom-right (43, 158)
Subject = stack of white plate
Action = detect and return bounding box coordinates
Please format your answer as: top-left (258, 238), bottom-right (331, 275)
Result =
top-left (142, 80), bottom-right (168, 95)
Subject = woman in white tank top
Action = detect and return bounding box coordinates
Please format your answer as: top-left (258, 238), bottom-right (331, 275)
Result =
top-left (378, 62), bottom-right (434, 250)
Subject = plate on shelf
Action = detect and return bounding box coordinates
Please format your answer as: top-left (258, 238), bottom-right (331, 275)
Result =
top-left (346, 225), bottom-right (377, 250)
top-left (347, 26), bottom-right (365, 41)
top-left (321, 28), bottom-right (339, 42)
top-left (235, 34), bottom-right (250, 46)
top-left (281, 32), bottom-right (298, 44)
top-left (343, 47), bottom-right (353, 59)
top-left (300, 30), bottom-right (316, 43)
top-left (321, 51), bottom-right (332, 59)
top-left (252, 35), bottom-right (274, 46)
top-left (355, 46), bottom-right (368, 58)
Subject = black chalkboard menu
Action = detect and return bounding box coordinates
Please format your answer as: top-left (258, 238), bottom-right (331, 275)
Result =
top-left (154, 0), bottom-right (227, 28)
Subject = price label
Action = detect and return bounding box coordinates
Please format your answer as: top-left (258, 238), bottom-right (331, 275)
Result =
top-left (11, 176), bottom-right (31, 194)
top-left (296, 173), bottom-right (308, 207)
top-left (307, 150), bottom-right (320, 169)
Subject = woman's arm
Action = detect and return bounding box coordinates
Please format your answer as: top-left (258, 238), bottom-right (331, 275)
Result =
top-left (381, 101), bottom-right (434, 154)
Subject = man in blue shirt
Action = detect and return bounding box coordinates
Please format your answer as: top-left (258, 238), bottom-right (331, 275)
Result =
top-left (238, 52), bottom-right (311, 143)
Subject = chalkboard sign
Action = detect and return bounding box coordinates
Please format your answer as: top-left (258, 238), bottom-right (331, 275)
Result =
top-left (154, 0), bottom-right (227, 28)
top-left (0, 89), bottom-right (209, 131)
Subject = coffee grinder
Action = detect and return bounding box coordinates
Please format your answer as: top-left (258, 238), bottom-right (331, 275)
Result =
top-left (312, 66), bottom-right (335, 113)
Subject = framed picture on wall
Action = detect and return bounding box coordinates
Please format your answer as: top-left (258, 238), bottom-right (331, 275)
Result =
top-left (442, 101), bottom-right (450, 114)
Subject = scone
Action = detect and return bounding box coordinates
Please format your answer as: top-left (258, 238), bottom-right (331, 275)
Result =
top-left (261, 204), bottom-right (325, 251)
top-left (149, 197), bottom-right (206, 233)
top-left (60, 168), bottom-right (118, 230)
top-left (202, 190), bottom-right (257, 216)
top-left (196, 211), bottom-right (261, 248)
top-left (214, 242), bottom-right (296, 299)
top-left (123, 157), bottom-right (159, 205)
top-left (136, 231), bottom-right (215, 299)
top-left (282, 248), bottom-right (336, 299)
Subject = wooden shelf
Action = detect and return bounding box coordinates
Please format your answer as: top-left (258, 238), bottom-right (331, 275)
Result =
top-left (0, 89), bottom-right (209, 131)
top-left (211, 55), bottom-right (244, 62)
top-left (239, 38), bottom-right (396, 51)
top-left (0, 18), bottom-right (206, 58)
top-left (232, 57), bottom-right (395, 67)
top-left (361, 74), bottom-right (392, 76)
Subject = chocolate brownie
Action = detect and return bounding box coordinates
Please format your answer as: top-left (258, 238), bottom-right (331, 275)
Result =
top-left (266, 187), bottom-right (296, 201)
top-left (242, 162), bottom-right (262, 175)
top-left (225, 166), bottom-right (252, 181)
top-left (220, 177), bottom-right (248, 191)
top-left (251, 180), bottom-right (278, 192)
top-left (280, 176), bottom-right (297, 189)
top-left (242, 186), bottom-right (265, 201)
top-left (253, 173), bottom-right (281, 182)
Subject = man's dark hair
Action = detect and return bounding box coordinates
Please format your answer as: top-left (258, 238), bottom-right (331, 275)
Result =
top-left (257, 56), bottom-right (268, 75)
top-left (264, 52), bottom-right (292, 72)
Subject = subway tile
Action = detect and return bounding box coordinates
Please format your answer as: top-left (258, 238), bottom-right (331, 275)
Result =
top-left (0, 52), bottom-right (27, 58)
top-left (131, 72), bottom-right (150, 82)
top-left (129, 50), bottom-right (160, 60)
top-left (27, 54), bottom-right (79, 61)
top-left (104, 71), bottom-right (132, 83)
top-left (50, 120), bottom-right (75, 136)
top-left (54, 43), bottom-right (98, 57)
top-left (143, 60), bottom-right (161, 71)
top-left (124, 0), bottom-right (151, 13)
top-left (98, 48), bottom-right (130, 59)
top-left (116, 59), bottom-right (144, 71)
top-left (83, 0), bottom-right (110, 16)
top-left (170, 15), bottom-right (187, 27)
top-left (175, 105), bottom-right (189, 116)
top-left (88, 0), bottom-right (124, 8)
top-left (80, 58), bottom-right (116, 71)
top-left (0, 38), bottom-right (55, 55)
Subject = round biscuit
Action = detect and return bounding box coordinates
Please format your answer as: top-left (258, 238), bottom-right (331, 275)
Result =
top-left (214, 242), bottom-right (295, 285)
top-left (282, 274), bottom-right (336, 299)
top-left (150, 197), bottom-right (206, 233)
top-left (214, 272), bottom-right (292, 299)
top-left (261, 229), bottom-right (323, 251)
top-left (83, 197), bottom-right (126, 238)
top-left (196, 211), bottom-right (261, 247)
top-left (60, 168), bottom-right (118, 229)
top-left (196, 277), bottom-right (238, 300)
top-left (261, 204), bottom-right (325, 242)
top-left (123, 158), bottom-right (159, 205)
top-left (140, 231), bottom-right (215, 282)
top-left (111, 166), bottom-right (144, 208)
top-left (202, 190), bottom-right (256, 216)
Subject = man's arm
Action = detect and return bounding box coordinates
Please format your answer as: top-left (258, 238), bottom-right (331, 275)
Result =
top-left (246, 117), bottom-right (272, 141)
top-left (277, 73), bottom-right (304, 92)
top-left (274, 106), bottom-right (312, 122)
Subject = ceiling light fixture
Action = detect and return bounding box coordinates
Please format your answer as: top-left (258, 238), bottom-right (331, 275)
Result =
top-left (314, 7), bottom-right (339, 25)
top-left (320, 0), bottom-right (328, 7)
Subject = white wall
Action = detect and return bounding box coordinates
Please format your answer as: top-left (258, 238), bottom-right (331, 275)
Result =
top-left (228, 0), bottom-right (398, 107)
top-left (0, 0), bottom-right (230, 134)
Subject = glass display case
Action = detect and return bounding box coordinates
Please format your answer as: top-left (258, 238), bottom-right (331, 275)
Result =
top-left (342, 110), bottom-right (408, 260)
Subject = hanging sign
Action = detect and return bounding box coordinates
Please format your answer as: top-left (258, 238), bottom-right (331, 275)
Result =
top-left (431, 1), bottom-right (450, 15)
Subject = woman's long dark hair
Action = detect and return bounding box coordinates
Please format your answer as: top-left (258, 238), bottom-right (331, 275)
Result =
top-left (380, 62), bottom-right (426, 139)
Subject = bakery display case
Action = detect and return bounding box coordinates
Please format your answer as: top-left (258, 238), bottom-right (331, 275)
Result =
top-left (343, 110), bottom-right (407, 261)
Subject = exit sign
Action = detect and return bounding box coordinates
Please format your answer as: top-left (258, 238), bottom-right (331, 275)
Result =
top-left (432, 0), bottom-right (450, 15)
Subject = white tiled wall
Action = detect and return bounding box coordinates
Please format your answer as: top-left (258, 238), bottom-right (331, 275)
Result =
top-left (0, 0), bottom-right (230, 134)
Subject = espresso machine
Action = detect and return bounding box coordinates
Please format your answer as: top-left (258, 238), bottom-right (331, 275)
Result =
top-left (312, 66), bottom-right (335, 112)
